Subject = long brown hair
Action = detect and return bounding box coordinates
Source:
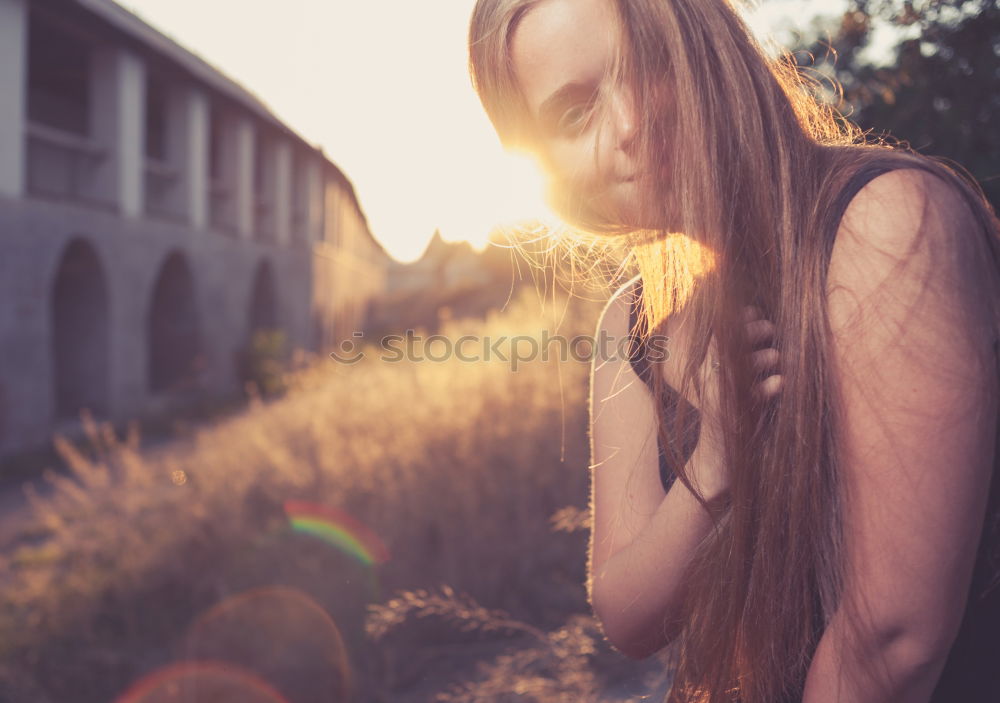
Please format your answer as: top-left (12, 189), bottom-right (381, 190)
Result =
top-left (470, 0), bottom-right (1000, 700)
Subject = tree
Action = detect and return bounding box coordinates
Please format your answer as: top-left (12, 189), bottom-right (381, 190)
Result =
top-left (793, 0), bottom-right (1000, 210)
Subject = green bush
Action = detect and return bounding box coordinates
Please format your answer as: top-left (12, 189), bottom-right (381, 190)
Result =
top-left (242, 328), bottom-right (289, 399)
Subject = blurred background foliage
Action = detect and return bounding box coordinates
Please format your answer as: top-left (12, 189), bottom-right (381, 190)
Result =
top-left (792, 0), bottom-right (1000, 210)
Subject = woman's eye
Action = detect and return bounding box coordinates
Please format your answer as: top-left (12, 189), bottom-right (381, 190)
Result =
top-left (557, 103), bottom-right (593, 134)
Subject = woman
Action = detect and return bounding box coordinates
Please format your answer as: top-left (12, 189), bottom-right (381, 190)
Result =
top-left (469, 1), bottom-right (1000, 702)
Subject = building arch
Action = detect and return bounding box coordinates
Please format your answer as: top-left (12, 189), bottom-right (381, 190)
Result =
top-left (237, 259), bottom-right (286, 392)
top-left (148, 250), bottom-right (202, 393)
top-left (51, 238), bottom-right (110, 419)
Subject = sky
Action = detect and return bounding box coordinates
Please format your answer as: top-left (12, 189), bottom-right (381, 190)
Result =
top-left (121, 0), bottom-right (852, 262)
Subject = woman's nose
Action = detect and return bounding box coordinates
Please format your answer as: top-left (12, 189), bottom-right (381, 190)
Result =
top-left (612, 88), bottom-right (638, 153)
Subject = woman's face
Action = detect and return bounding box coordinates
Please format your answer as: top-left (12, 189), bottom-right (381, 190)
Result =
top-left (510, 0), bottom-right (650, 228)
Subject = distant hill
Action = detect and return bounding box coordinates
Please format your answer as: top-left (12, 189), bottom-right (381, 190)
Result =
top-left (367, 230), bottom-right (530, 336)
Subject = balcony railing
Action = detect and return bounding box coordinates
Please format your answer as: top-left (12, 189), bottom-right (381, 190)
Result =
top-left (144, 158), bottom-right (182, 222)
top-left (24, 122), bottom-right (326, 239)
top-left (25, 122), bottom-right (111, 207)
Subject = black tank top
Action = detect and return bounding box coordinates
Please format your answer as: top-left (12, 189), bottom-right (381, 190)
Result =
top-left (624, 279), bottom-right (695, 494)
top-left (624, 163), bottom-right (1000, 699)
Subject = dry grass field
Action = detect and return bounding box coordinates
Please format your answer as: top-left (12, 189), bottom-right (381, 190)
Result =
top-left (0, 285), bottom-right (674, 703)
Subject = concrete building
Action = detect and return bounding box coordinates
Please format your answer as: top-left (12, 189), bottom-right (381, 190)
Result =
top-left (0, 0), bottom-right (389, 457)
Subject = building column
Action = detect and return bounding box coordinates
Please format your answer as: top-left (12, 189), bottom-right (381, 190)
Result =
top-left (234, 116), bottom-right (255, 239)
top-left (170, 85), bottom-right (208, 229)
top-left (90, 47), bottom-right (146, 218)
top-left (274, 139), bottom-right (291, 245)
top-left (0, 0), bottom-right (27, 199)
top-left (305, 154), bottom-right (324, 244)
top-left (323, 176), bottom-right (343, 247)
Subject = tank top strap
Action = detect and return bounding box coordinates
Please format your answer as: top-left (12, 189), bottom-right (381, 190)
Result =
top-left (622, 276), bottom-right (696, 493)
top-left (625, 277), bottom-right (653, 386)
top-left (822, 163), bottom-right (907, 268)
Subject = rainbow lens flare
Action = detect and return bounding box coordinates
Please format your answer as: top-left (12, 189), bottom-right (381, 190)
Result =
top-left (283, 500), bottom-right (390, 567)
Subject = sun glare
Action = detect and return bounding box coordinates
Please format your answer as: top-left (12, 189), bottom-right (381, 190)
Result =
top-left (436, 150), bottom-right (557, 252)
top-left (118, 0), bottom-right (568, 263)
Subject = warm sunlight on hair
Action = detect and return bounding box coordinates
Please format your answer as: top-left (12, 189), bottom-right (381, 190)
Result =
top-left (632, 233), bottom-right (719, 324)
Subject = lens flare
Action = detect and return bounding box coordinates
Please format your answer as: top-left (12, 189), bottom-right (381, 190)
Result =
top-left (183, 586), bottom-right (352, 703)
top-left (114, 661), bottom-right (289, 703)
top-left (283, 500), bottom-right (390, 567)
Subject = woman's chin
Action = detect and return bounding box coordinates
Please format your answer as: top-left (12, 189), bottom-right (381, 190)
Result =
top-left (614, 193), bottom-right (666, 231)
top-left (544, 180), bottom-right (669, 232)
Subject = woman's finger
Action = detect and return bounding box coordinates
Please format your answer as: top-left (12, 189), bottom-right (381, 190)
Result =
top-left (747, 318), bottom-right (776, 346)
top-left (754, 374), bottom-right (783, 401)
top-left (751, 347), bottom-right (780, 374)
top-left (742, 305), bottom-right (762, 323)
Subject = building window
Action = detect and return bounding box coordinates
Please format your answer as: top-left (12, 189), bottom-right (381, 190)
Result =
top-left (254, 130), bottom-right (275, 242)
top-left (209, 107), bottom-right (225, 182)
top-left (27, 16), bottom-right (90, 136)
top-left (145, 74), bottom-right (168, 162)
top-left (143, 73), bottom-right (181, 221)
top-left (25, 14), bottom-right (107, 203)
top-left (208, 105), bottom-right (236, 233)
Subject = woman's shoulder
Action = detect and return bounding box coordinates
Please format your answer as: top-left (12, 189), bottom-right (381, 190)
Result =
top-left (593, 274), bottom-right (657, 386)
top-left (611, 273), bottom-right (644, 306)
top-left (827, 160), bottom-right (999, 354)
top-left (825, 161), bottom-right (989, 303)
top-left (596, 274), bottom-right (643, 338)
top-left (827, 167), bottom-right (1000, 348)
top-left (837, 166), bottom-right (977, 248)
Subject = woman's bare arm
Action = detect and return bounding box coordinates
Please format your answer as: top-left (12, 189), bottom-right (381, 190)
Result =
top-left (803, 169), bottom-right (998, 701)
top-left (587, 278), bottom-right (729, 659)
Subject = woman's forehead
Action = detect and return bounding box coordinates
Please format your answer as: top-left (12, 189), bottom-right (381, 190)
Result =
top-left (510, 0), bottom-right (620, 120)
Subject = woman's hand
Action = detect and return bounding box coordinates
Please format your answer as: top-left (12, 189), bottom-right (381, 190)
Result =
top-left (700, 305), bottom-right (783, 413)
top-left (688, 305), bottom-right (783, 500)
